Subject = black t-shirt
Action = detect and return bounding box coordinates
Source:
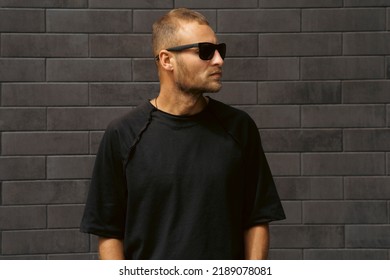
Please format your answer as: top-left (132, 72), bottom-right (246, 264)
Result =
top-left (80, 97), bottom-right (285, 259)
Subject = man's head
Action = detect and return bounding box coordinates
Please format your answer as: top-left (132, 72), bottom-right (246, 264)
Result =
top-left (152, 8), bottom-right (225, 94)
top-left (152, 8), bottom-right (210, 58)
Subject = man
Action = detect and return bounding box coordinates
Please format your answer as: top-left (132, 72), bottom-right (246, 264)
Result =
top-left (81, 8), bottom-right (285, 260)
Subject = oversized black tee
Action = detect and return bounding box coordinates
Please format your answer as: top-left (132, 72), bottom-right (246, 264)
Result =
top-left (80, 97), bottom-right (285, 259)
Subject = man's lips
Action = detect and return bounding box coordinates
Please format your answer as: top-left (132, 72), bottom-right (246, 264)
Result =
top-left (210, 71), bottom-right (222, 77)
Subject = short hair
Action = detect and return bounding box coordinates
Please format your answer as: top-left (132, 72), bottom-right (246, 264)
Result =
top-left (152, 8), bottom-right (210, 57)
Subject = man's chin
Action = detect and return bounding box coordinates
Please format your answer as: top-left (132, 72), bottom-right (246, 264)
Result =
top-left (207, 83), bottom-right (222, 93)
top-left (178, 81), bottom-right (222, 95)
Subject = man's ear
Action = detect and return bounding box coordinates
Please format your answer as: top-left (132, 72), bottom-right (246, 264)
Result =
top-left (158, 50), bottom-right (174, 71)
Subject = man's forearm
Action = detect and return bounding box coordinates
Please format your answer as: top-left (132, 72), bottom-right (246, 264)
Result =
top-left (98, 237), bottom-right (125, 260)
top-left (244, 223), bottom-right (270, 260)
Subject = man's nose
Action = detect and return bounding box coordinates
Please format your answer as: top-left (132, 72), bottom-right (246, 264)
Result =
top-left (211, 50), bottom-right (224, 66)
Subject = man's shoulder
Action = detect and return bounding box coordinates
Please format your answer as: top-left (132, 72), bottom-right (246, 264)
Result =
top-left (207, 97), bottom-right (259, 147)
top-left (103, 101), bottom-right (154, 152)
top-left (208, 97), bottom-right (255, 127)
top-left (106, 101), bottom-right (153, 133)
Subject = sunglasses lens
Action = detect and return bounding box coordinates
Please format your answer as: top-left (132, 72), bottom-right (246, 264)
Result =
top-left (199, 43), bottom-right (226, 60)
top-left (199, 44), bottom-right (215, 60)
top-left (218, 44), bottom-right (226, 60)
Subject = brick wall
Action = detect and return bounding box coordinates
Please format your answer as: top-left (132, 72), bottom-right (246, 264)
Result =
top-left (0, 0), bottom-right (389, 260)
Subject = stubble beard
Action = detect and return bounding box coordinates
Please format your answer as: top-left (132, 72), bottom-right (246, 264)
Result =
top-left (176, 79), bottom-right (222, 96)
top-left (175, 58), bottom-right (222, 96)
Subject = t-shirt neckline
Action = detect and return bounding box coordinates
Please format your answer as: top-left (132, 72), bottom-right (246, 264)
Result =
top-left (146, 97), bottom-right (214, 128)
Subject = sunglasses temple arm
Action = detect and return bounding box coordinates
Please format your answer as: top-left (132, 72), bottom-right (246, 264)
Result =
top-left (166, 43), bottom-right (199, 52)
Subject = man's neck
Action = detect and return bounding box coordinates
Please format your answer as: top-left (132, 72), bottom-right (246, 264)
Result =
top-left (151, 91), bottom-right (209, 116)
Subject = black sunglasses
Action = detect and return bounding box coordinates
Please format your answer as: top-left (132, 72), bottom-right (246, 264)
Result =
top-left (155, 42), bottom-right (226, 61)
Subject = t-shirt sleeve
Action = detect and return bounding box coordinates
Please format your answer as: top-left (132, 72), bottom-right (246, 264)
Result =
top-left (80, 124), bottom-right (127, 238)
top-left (243, 119), bottom-right (286, 228)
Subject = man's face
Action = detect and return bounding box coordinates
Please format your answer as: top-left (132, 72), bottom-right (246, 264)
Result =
top-left (172, 22), bottom-right (224, 95)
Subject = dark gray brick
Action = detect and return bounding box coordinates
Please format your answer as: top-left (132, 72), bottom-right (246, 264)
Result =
top-left (0, 9), bottom-right (44, 32)
top-left (388, 105), bottom-right (390, 127)
top-left (90, 83), bottom-right (158, 106)
top-left (46, 59), bottom-right (132, 82)
top-left (89, 0), bottom-right (171, 8)
top-left (48, 205), bottom-right (85, 228)
top-left (303, 201), bottom-right (387, 224)
top-left (260, 0), bottom-right (342, 8)
top-left (388, 57), bottom-right (390, 78)
top-left (0, 157), bottom-right (45, 180)
top-left (133, 59), bottom-right (159, 82)
top-left (388, 153), bottom-right (390, 175)
top-left (48, 253), bottom-right (99, 260)
top-left (1, 34), bottom-right (88, 57)
top-left (274, 177), bottom-right (343, 200)
top-left (2, 230), bottom-right (89, 255)
top-left (343, 81), bottom-right (390, 103)
top-left (301, 57), bottom-right (384, 80)
top-left (388, 8), bottom-right (390, 31)
top-left (344, 177), bottom-right (390, 199)
top-left (258, 82), bottom-right (341, 104)
top-left (260, 59), bottom-right (301, 81)
top-left (175, 0), bottom-right (257, 8)
top-left (302, 153), bottom-right (385, 176)
top-left (0, 255), bottom-right (46, 260)
top-left (344, 129), bottom-right (390, 151)
top-left (270, 226), bottom-right (344, 248)
top-left (302, 8), bottom-right (386, 32)
top-left (265, 153), bottom-right (300, 176)
top-left (217, 34), bottom-right (258, 57)
top-left (1, 132), bottom-right (89, 155)
top-left (133, 10), bottom-right (171, 33)
top-left (88, 234), bottom-right (99, 252)
top-left (344, 0), bottom-right (390, 6)
top-left (0, 59), bottom-right (45, 82)
top-left (0, 108), bottom-right (46, 131)
top-left (1, 180), bottom-right (89, 205)
top-left (208, 82), bottom-right (257, 105)
top-left (1, 83), bottom-right (88, 106)
top-left (268, 249), bottom-right (302, 260)
top-left (343, 32), bottom-right (390, 55)
top-left (261, 129), bottom-right (342, 152)
top-left (47, 107), bottom-right (131, 130)
top-left (90, 131), bottom-right (104, 155)
top-left (346, 226), bottom-right (390, 248)
top-left (259, 33), bottom-right (341, 56)
top-left (47, 10), bottom-right (132, 33)
top-left (223, 58), bottom-right (299, 81)
top-left (388, 203), bottom-right (390, 223)
top-left (240, 105), bottom-right (300, 128)
top-left (134, 10), bottom-right (217, 33)
top-left (273, 201), bottom-right (301, 224)
top-left (0, 206), bottom-right (46, 230)
top-left (302, 105), bottom-right (385, 128)
top-left (0, 0), bottom-right (88, 7)
top-left (47, 156), bottom-right (95, 179)
top-left (217, 10), bottom-right (300, 33)
top-left (90, 35), bottom-right (152, 58)
top-left (304, 249), bottom-right (388, 260)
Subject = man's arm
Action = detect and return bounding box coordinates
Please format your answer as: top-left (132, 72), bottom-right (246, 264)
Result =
top-left (244, 223), bottom-right (269, 260)
top-left (98, 237), bottom-right (125, 260)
